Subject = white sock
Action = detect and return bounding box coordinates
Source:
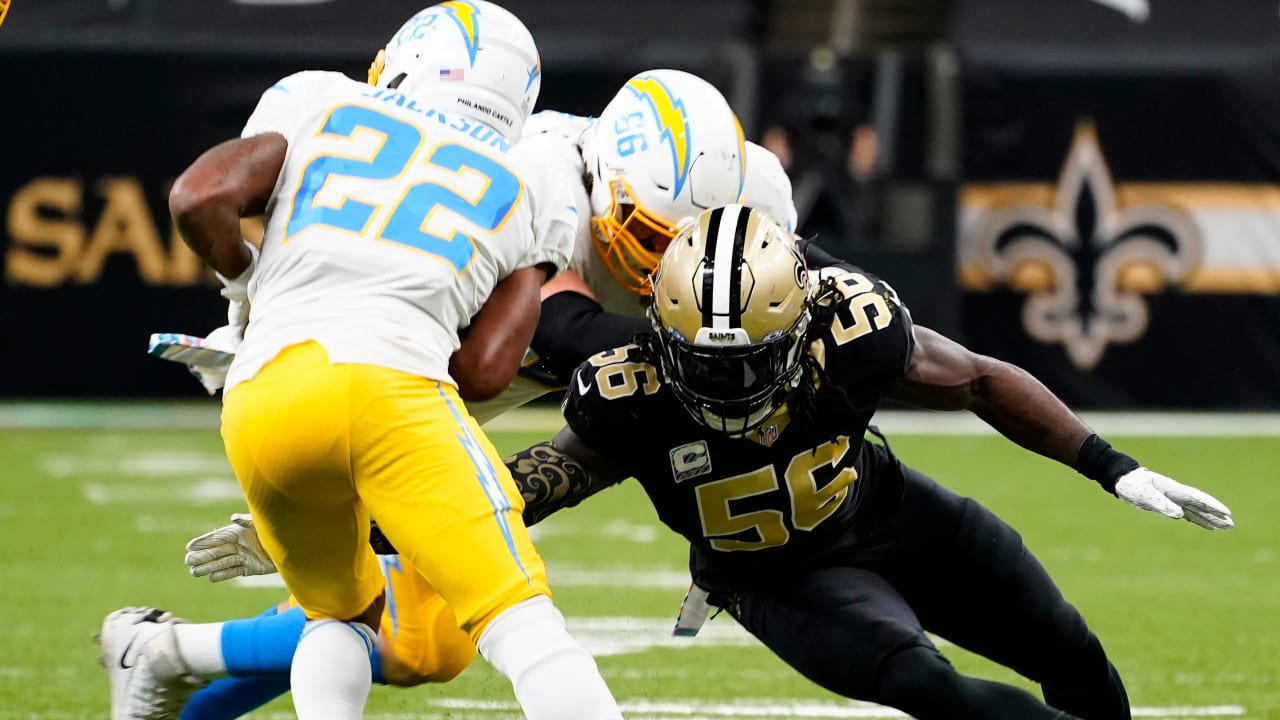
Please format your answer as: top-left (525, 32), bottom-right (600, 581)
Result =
top-left (171, 622), bottom-right (226, 677)
top-left (477, 596), bottom-right (622, 720)
top-left (291, 620), bottom-right (376, 720)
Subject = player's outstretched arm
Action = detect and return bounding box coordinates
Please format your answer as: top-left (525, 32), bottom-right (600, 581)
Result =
top-left (451, 264), bottom-right (553, 401)
top-left (169, 133), bottom-right (286, 279)
top-left (885, 325), bottom-right (1233, 529)
top-left (507, 426), bottom-right (629, 526)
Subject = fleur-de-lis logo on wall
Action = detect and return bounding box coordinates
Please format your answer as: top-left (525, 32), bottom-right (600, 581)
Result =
top-left (974, 122), bottom-right (1203, 369)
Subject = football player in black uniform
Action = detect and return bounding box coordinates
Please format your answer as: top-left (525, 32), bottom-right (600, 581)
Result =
top-left (179, 204), bottom-right (1233, 718)
top-left (501, 204), bottom-right (1234, 719)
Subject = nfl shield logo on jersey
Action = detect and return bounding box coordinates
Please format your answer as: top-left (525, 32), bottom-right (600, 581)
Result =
top-left (669, 441), bottom-right (712, 482)
top-left (758, 424), bottom-right (780, 446)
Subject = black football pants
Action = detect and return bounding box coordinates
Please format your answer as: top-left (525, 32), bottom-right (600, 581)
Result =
top-left (723, 464), bottom-right (1130, 720)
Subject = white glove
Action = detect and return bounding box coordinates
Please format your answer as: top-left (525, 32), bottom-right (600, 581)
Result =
top-left (1114, 468), bottom-right (1234, 530)
top-left (187, 324), bottom-right (242, 395)
top-left (184, 513), bottom-right (278, 582)
top-left (216, 240), bottom-right (259, 328)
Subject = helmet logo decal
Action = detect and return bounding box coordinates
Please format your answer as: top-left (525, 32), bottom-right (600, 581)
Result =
top-left (732, 115), bottom-right (747, 198)
top-left (526, 56), bottom-right (542, 93)
top-left (440, 1), bottom-right (482, 68)
top-left (624, 75), bottom-right (692, 199)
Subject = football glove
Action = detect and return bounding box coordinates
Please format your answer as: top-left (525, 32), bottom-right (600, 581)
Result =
top-left (184, 513), bottom-right (278, 582)
top-left (1114, 468), bottom-right (1234, 530)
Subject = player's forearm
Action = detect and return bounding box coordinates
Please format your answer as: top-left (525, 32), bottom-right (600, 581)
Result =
top-left (968, 359), bottom-right (1093, 468)
top-left (506, 439), bottom-right (625, 526)
top-left (529, 291), bottom-right (649, 381)
top-left (170, 134), bottom-right (287, 279)
top-left (170, 191), bottom-right (253, 279)
top-left (451, 266), bottom-right (545, 401)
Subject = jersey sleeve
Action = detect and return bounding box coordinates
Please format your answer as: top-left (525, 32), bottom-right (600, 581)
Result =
top-left (241, 71), bottom-right (343, 141)
top-left (742, 142), bottom-right (798, 233)
top-left (811, 266), bottom-right (915, 388)
top-left (524, 292), bottom-right (650, 388)
top-left (506, 138), bottom-right (578, 276)
top-left (560, 344), bottom-right (657, 457)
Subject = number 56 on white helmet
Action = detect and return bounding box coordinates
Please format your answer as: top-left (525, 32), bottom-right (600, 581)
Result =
top-left (584, 69), bottom-right (747, 295)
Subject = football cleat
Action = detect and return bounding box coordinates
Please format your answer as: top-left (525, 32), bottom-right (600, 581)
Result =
top-left (95, 607), bottom-right (207, 720)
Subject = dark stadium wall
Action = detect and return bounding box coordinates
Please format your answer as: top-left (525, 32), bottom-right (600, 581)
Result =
top-left (0, 48), bottom-right (670, 397)
top-left (951, 0), bottom-right (1280, 408)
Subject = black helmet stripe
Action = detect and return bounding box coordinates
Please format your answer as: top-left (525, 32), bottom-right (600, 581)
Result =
top-left (726, 206), bottom-right (750, 328)
top-left (702, 205), bottom-right (749, 330)
top-left (700, 206), bottom-right (724, 328)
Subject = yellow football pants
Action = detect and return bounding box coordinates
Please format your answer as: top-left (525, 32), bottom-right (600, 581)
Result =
top-left (222, 342), bottom-right (549, 638)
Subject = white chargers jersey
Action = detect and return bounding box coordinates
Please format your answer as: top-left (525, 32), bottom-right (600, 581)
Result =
top-left (466, 110), bottom-right (798, 424)
top-left (225, 72), bottom-right (575, 392)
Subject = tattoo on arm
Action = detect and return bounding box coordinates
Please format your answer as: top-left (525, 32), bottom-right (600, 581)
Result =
top-left (508, 434), bottom-right (625, 526)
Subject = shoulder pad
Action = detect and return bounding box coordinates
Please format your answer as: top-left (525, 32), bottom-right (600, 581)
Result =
top-left (563, 344), bottom-right (662, 437)
top-left (241, 71), bottom-right (349, 141)
top-left (522, 110), bottom-right (595, 144)
top-left (809, 268), bottom-right (914, 381)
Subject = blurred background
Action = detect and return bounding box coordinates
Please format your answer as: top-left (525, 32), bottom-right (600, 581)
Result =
top-left (2, 0), bottom-right (1279, 407)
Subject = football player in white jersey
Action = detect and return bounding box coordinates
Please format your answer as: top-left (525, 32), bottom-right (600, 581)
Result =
top-left (93, 3), bottom-right (623, 720)
top-left (121, 69), bottom-right (803, 720)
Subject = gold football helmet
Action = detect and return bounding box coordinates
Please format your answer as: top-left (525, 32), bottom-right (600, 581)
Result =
top-left (648, 204), bottom-right (809, 436)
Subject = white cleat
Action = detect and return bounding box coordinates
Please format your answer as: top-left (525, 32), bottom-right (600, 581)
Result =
top-left (94, 607), bottom-right (207, 720)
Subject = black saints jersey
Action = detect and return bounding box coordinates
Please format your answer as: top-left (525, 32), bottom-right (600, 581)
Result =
top-left (562, 266), bottom-right (915, 578)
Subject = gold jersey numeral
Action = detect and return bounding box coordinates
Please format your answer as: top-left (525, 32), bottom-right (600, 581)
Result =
top-left (694, 437), bottom-right (858, 551)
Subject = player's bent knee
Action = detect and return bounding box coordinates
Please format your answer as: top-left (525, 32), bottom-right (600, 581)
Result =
top-left (875, 644), bottom-right (960, 705)
top-left (377, 629), bottom-right (476, 686)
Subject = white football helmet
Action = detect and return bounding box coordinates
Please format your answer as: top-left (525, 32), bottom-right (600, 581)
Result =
top-left (368, 1), bottom-right (541, 141)
top-left (583, 69), bottom-right (746, 295)
top-left (743, 142), bottom-right (799, 233)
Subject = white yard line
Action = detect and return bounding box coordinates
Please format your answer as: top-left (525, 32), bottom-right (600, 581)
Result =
top-left (0, 703), bottom-right (1248, 720)
top-left (233, 564), bottom-right (695, 590)
top-left (81, 478), bottom-right (241, 505)
top-left (5, 401), bottom-right (1280, 436)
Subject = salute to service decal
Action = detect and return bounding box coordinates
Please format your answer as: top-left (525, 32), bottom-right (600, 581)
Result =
top-left (670, 441), bottom-right (712, 482)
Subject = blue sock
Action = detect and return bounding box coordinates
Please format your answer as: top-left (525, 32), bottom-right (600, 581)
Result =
top-left (179, 605), bottom-right (299, 720)
top-left (179, 604), bottom-right (388, 720)
top-left (179, 675), bottom-right (290, 720)
top-left (370, 640), bottom-right (385, 684)
top-left (220, 605), bottom-right (307, 675)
